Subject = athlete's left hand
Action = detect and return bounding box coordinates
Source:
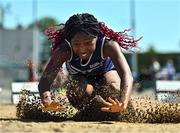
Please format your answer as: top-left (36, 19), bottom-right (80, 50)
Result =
top-left (100, 97), bottom-right (126, 113)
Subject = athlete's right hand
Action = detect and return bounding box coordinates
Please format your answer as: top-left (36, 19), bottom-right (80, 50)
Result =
top-left (41, 91), bottom-right (65, 112)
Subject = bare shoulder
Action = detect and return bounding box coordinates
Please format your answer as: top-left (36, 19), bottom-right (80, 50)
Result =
top-left (103, 39), bottom-right (122, 58)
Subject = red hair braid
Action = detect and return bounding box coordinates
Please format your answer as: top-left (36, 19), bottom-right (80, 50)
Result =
top-left (44, 22), bottom-right (142, 54)
top-left (99, 22), bottom-right (142, 50)
top-left (44, 26), bottom-right (65, 54)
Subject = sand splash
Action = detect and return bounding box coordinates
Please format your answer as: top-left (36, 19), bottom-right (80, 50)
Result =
top-left (16, 89), bottom-right (180, 123)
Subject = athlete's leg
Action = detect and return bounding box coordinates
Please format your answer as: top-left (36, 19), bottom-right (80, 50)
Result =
top-left (104, 70), bottom-right (120, 89)
top-left (98, 70), bottom-right (135, 120)
top-left (66, 75), bottom-right (94, 110)
top-left (97, 70), bottom-right (121, 99)
top-left (67, 74), bottom-right (120, 121)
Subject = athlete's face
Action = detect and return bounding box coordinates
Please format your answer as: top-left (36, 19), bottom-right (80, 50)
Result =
top-left (71, 32), bottom-right (97, 60)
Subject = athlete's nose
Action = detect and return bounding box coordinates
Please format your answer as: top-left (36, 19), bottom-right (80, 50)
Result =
top-left (78, 45), bottom-right (86, 53)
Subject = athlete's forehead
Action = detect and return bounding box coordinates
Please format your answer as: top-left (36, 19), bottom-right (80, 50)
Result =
top-left (71, 32), bottom-right (97, 43)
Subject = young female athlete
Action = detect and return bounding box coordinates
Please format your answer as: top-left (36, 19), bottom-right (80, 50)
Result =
top-left (38, 13), bottom-right (141, 113)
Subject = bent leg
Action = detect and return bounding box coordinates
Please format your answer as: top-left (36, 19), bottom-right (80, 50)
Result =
top-left (66, 75), bottom-right (95, 110)
top-left (97, 70), bottom-right (121, 100)
top-left (99, 70), bottom-right (135, 120)
top-left (104, 70), bottom-right (121, 90)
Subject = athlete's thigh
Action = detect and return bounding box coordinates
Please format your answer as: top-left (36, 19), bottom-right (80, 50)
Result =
top-left (96, 70), bottom-right (121, 99)
top-left (103, 70), bottom-right (121, 90)
top-left (66, 75), bottom-right (93, 109)
top-left (66, 75), bottom-right (88, 96)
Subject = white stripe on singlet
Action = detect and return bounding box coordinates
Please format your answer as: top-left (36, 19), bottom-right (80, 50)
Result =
top-left (101, 37), bottom-right (106, 60)
top-left (65, 39), bottom-right (73, 62)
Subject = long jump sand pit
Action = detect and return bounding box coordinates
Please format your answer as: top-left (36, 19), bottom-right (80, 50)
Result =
top-left (1, 90), bottom-right (180, 133)
top-left (1, 104), bottom-right (180, 133)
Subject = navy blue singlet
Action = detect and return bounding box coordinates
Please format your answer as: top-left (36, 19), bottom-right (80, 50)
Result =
top-left (65, 34), bottom-right (115, 76)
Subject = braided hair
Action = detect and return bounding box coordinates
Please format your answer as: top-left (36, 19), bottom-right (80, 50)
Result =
top-left (45, 13), bottom-right (142, 53)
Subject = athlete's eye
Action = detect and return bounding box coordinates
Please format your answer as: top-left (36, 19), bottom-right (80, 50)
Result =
top-left (73, 43), bottom-right (80, 47)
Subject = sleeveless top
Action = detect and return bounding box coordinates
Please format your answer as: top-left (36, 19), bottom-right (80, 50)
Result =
top-left (65, 34), bottom-right (115, 76)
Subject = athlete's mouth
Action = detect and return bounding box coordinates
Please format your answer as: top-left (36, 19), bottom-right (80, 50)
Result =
top-left (81, 53), bottom-right (88, 57)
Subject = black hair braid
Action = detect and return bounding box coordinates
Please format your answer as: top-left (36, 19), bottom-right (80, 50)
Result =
top-left (64, 13), bottom-right (100, 41)
top-left (45, 13), bottom-right (142, 53)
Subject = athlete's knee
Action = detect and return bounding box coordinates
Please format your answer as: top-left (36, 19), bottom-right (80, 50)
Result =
top-left (108, 81), bottom-right (120, 91)
top-left (85, 84), bottom-right (94, 96)
top-left (66, 80), bottom-right (94, 99)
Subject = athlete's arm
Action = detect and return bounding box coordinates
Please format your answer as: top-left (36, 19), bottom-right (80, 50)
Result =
top-left (102, 40), bottom-right (133, 112)
top-left (38, 41), bottom-right (71, 109)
